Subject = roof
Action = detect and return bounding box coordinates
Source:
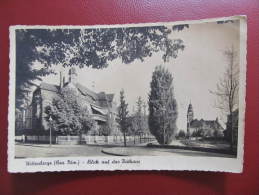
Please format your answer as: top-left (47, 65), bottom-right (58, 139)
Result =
top-left (190, 119), bottom-right (223, 130)
top-left (39, 82), bottom-right (59, 93)
top-left (38, 82), bottom-right (114, 105)
top-left (75, 83), bottom-right (98, 100)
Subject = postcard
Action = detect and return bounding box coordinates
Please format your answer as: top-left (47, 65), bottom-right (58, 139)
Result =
top-left (8, 15), bottom-right (247, 173)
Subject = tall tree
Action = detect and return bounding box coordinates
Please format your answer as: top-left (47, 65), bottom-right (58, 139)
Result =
top-left (118, 89), bottom-right (129, 147)
top-left (15, 26), bottom-right (185, 109)
top-left (148, 66), bottom-right (178, 145)
top-left (210, 48), bottom-right (239, 149)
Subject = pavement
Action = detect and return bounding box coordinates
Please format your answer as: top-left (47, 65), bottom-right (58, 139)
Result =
top-left (101, 146), bottom-right (235, 158)
top-left (15, 141), bottom-right (150, 158)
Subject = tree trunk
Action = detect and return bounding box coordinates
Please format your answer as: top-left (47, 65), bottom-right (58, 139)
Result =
top-left (123, 131), bottom-right (127, 147)
top-left (229, 113), bottom-right (234, 151)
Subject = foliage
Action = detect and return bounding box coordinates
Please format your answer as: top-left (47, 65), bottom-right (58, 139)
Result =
top-left (127, 97), bottom-right (149, 139)
top-left (99, 114), bottom-right (115, 136)
top-left (190, 129), bottom-right (203, 138)
top-left (45, 87), bottom-right (94, 135)
top-left (98, 124), bottom-right (111, 136)
top-left (217, 20), bottom-right (234, 24)
top-left (87, 121), bottom-right (99, 135)
top-left (127, 115), bottom-right (138, 136)
top-left (225, 109), bottom-right (238, 146)
top-left (197, 129), bottom-right (205, 137)
top-left (172, 24), bottom-right (189, 31)
top-left (16, 26), bottom-right (185, 109)
top-left (16, 30), bottom-right (55, 108)
top-left (148, 66), bottom-right (178, 145)
top-left (207, 129), bottom-right (215, 137)
top-left (177, 130), bottom-right (186, 138)
top-left (142, 102), bottom-right (150, 134)
top-left (213, 129), bottom-right (221, 138)
top-left (118, 89), bottom-right (129, 146)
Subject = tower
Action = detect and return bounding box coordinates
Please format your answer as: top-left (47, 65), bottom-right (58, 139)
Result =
top-left (68, 67), bottom-right (77, 84)
top-left (187, 102), bottom-right (194, 137)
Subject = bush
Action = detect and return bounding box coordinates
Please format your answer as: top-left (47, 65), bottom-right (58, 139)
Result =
top-left (178, 130), bottom-right (186, 138)
top-left (45, 87), bottom-right (94, 136)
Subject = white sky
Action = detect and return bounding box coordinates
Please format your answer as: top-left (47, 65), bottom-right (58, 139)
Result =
top-left (35, 20), bottom-right (240, 131)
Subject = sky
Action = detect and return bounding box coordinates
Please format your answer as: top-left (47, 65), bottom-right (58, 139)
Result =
top-left (34, 20), bottom-right (240, 131)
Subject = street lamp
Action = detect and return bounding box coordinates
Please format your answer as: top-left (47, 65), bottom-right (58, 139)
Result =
top-left (49, 116), bottom-right (53, 147)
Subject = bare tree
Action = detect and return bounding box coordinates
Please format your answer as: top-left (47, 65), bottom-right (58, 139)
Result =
top-left (211, 47), bottom-right (239, 149)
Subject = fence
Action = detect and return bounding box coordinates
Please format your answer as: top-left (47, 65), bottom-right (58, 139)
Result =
top-left (15, 135), bottom-right (56, 144)
top-left (15, 135), bottom-right (156, 145)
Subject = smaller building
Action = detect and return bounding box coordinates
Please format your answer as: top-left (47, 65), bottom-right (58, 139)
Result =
top-left (187, 103), bottom-right (224, 138)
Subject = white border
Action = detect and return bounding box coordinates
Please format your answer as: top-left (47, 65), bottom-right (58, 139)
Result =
top-left (8, 15), bottom-right (247, 173)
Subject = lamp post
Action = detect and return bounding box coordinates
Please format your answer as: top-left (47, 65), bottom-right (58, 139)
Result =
top-left (49, 116), bottom-right (53, 147)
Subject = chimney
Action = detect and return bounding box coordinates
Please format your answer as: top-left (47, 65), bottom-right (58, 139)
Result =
top-left (69, 67), bottom-right (77, 84)
top-left (60, 70), bottom-right (64, 89)
top-left (63, 76), bottom-right (65, 86)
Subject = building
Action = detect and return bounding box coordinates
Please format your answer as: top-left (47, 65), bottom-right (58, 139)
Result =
top-left (186, 103), bottom-right (224, 137)
top-left (16, 67), bottom-right (118, 135)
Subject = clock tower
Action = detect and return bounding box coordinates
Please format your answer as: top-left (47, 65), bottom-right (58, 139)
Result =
top-left (187, 102), bottom-right (194, 137)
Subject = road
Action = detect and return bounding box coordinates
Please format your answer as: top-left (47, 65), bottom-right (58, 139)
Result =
top-left (15, 143), bottom-right (235, 158)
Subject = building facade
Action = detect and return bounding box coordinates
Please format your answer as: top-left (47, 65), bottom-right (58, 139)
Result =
top-left (16, 68), bottom-right (119, 135)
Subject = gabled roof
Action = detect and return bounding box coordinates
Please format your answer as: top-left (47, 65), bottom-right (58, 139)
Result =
top-left (75, 84), bottom-right (114, 103)
top-left (75, 83), bottom-right (98, 100)
top-left (39, 82), bottom-right (59, 93)
top-left (38, 82), bottom-right (115, 105)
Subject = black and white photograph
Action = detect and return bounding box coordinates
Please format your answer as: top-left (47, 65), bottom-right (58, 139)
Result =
top-left (8, 16), bottom-right (247, 173)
